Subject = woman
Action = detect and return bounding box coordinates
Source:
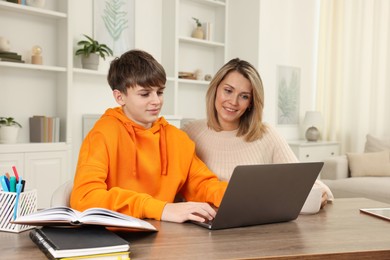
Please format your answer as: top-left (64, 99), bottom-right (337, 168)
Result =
top-left (182, 58), bottom-right (333, 209)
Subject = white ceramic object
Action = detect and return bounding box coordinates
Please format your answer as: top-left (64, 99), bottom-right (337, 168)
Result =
top-left (0, 37), bottom-right (10, 52)
top-left (0, 126), bottom-right (20, 144)
top-left (26, 0), bottom-right (46, 8)
top-left (301, 186), bottom-right (322, 214)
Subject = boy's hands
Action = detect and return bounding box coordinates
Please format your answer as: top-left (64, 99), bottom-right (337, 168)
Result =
top-left (161, 202), bottom-right (217, 223)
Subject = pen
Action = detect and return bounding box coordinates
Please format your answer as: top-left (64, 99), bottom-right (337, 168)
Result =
top-left (10, 176), bottom-right (16, 192)
top-left (21, 180), bottom-right (26, 192)
top-left (1, 176), bottom-right (9, 192)
top-left (12, 166), bottom-right (20, 182)
top-left (13, 177), bottom-right (23, 220)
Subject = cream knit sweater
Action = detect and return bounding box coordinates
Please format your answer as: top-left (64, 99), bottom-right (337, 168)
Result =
top-left (182, 119), bottom-right (333, 200)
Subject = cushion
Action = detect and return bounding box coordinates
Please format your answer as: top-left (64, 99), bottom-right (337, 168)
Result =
top-left (364, 134), bottom-right (390, 152)
top-left (347, 150), bottom-right (390, 177)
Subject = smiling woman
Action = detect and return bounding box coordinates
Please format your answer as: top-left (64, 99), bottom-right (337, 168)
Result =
top-left (182, 58), bottom-right (334, 210)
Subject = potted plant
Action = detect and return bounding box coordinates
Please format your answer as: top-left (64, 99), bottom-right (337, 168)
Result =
top-left (75, 34), bottom-right (113, 70)
top-left (191, 17), bottom-right (204, 39)
top-left (0, 117), bottom-right (22, 144)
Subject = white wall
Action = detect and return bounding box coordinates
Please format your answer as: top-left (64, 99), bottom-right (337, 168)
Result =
top-left (258, 0), bottom-right (320, 140)
top-left (228, 0), bottom-right (320, 140)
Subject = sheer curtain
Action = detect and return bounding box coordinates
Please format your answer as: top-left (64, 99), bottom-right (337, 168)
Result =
top-left (316, 0), bottom-right (390, 153)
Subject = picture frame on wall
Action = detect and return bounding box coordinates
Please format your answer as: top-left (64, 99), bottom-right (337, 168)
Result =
top-left (276, 65), bottom-right (300, 125)
top-left (93, 0), bottom-right (135, 57)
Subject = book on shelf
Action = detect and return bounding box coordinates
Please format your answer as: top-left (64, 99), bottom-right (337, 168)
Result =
top-left (12, 206), bottom-right (157, 232)
top-left (0, 57), bottom-right (25, 63)
top-left (0, 52), bottom-right (22, 60)
top-left (202, 22), bottom-right (214, 41)
top-left (29, 115), bottom-right (60, 143)
top-left (30, 226), bottom-right (130, 260)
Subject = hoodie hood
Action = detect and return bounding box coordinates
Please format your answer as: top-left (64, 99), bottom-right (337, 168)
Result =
top-left (103, 107), bottom-right (169, 176)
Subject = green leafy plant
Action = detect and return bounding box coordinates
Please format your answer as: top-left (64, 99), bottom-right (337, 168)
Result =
top-left (192, 17), bottom-right (202, 27)
top-left (0, 117), bottom-right (22, 128)
top-left (75, 34), bottom-right (113, 60)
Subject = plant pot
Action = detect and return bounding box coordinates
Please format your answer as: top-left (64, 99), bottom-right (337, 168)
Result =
top-left (81, 53), bottom-right (100, 70)
top-left (0, 126), bottom-right (20, 144)
top-left (191, 27), bottom-right (204, 39)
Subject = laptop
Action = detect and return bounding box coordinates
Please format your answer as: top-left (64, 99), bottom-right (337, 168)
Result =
top-left (193, 162), bottom-right (323, 230)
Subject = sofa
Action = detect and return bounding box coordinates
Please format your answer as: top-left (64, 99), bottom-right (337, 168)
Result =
top-left (320, 134), bottom-right (390, 204)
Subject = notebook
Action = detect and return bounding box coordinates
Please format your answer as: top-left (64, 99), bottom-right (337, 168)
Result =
top-left (29, 226), bottom-right (130, 259)
top-left (193, 162), bottom-right (323, 230)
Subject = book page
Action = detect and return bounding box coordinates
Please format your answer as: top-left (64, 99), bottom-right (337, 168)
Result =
top-left (14, 206), bottom-right (80, 223)
top-left (78, 208), bottom-right (156, 230)
top-left (13, 206), bottom-right (157, 231)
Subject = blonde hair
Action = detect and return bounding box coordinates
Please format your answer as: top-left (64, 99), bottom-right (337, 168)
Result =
top-left (206, 58), bottom-right (266, 142)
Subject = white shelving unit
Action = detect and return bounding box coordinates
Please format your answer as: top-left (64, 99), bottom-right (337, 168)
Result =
top-left (0, 1), bottom-right (71, 208)
top-left (161, 0), bottom-right (228, 119)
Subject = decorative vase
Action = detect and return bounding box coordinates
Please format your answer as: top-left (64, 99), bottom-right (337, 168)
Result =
top-left (191, 26), bottom-right (204, 39)
top-left (305, 126), bottom-right (320, 142)
top-left (81, 53), bottom-right (100, 70)
top-left (0, 126), bottom-right (20, 144)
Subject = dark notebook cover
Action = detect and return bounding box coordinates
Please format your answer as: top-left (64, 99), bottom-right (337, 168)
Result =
top-left (29, 226), bottom-right (130, 259)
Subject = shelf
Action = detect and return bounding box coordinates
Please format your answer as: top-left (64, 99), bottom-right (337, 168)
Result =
top-left (178, 78), bottom-right (210, 85)
top-left (73, 68), bottom-right (107, 76)
top-left (0, 1), bottom-right (67, 19)
top-left (0, 61), bottom-right (66, 72)
top-left (166, 76), bottom-right (176, 82)
top-left (185, 0), bottom-right (226, 7)
top-left (179, 36), bottom-right (224, 48)
top-left (0, 142), bottom-right (69, 153)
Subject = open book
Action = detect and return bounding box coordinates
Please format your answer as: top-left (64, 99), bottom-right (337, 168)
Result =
top-left (12, 206), bottom-right (157, 231)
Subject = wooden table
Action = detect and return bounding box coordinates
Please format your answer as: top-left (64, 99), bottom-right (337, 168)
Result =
top-left (1, 198), bottom-right (390, 259)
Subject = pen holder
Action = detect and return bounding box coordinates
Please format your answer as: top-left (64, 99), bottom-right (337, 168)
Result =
top-left (0, 189), bottom-right (37, 233)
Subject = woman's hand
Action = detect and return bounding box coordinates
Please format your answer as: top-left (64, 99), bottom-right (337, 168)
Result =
top-left (161, 202), bottom-right (217, 223)
top-left (320, 191), bottom-right (329, 208)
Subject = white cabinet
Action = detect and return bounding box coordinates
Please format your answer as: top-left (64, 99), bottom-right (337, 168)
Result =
top-left (0, 1), bottom-right (71, 207)
top-left (288, 140), bottom-right (340, 162)
top-left (160, 0), bottom-right (228, 119)
top-left (0, 143), bottom-right (69, 209)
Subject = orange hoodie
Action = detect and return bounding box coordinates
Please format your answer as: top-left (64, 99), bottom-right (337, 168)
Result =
top-left (70, 107), bottom-right (227, 220)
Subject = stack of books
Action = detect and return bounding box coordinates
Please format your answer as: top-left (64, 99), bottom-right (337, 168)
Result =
top-left (29, 115), bottom-right (60, 143)
top-left (30, 226), bottom-right (131, 260)
top-left (0, 51), bottom-right (25, 63)
top-left (13, 206), bottom-right (158, 259)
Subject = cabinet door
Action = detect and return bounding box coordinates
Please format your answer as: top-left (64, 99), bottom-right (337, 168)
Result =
top-left (24, 151), bottom-right (68, 209)
top-left (0, 153), bottom-right (24, 176)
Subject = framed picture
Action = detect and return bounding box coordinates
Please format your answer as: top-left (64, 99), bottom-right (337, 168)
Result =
top-left (276, 65), bottom-right (300, 125)
top-left (93, 0), bottom-right (135, 57)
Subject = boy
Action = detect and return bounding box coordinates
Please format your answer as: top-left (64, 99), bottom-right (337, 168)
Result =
top-left (70, 50), bottom-right (227, 223)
